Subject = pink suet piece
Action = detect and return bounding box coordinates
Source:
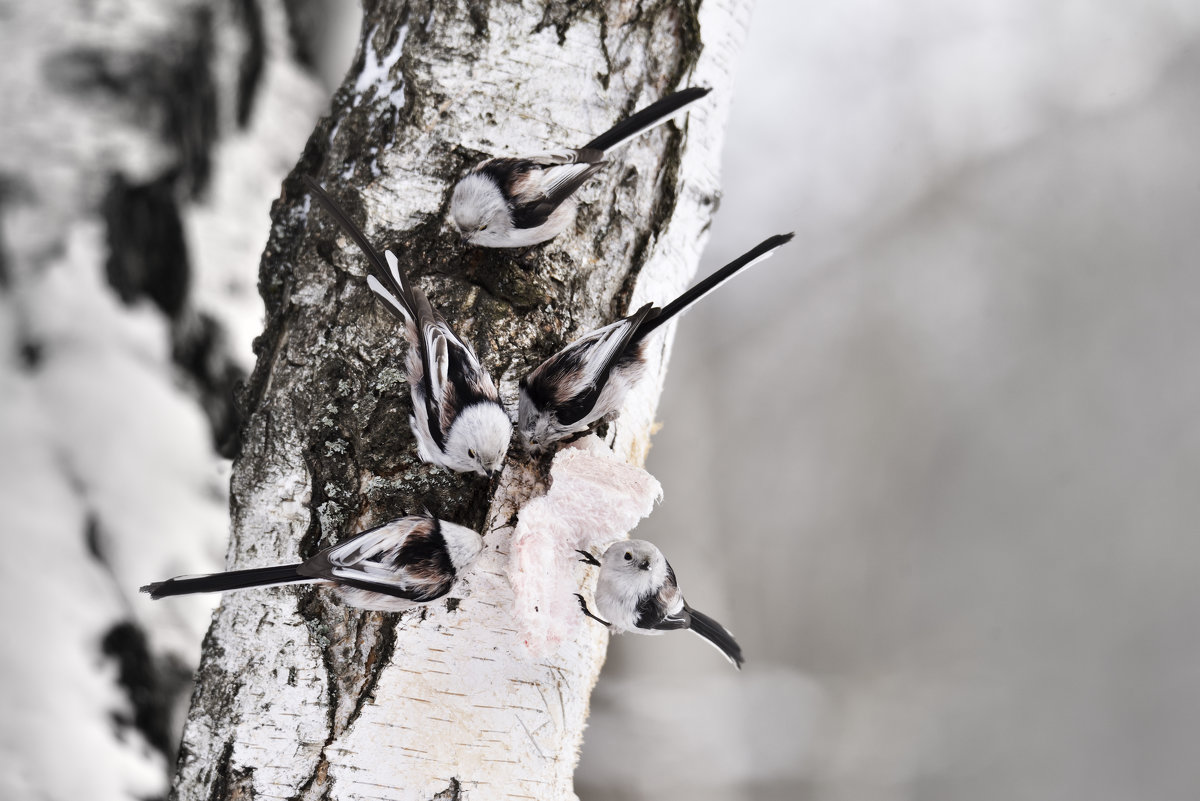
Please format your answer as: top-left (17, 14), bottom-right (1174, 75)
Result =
top-left (508, 436), bottom-right (663, 656)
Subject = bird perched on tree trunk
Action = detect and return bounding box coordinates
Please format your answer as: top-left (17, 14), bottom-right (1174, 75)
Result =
top-left (450, 87), bottom-right (711, 248)
top-left (142, 514), bottom-right (484, 612)
top-left (518, 232), bottom-right (794, 452)
top-left (304, 176), bottom-right (513, 477)
top-left (576, 540), bottom-right (745, 669)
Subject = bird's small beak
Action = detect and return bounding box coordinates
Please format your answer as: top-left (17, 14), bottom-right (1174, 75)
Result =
top-left (576, 550), bottom-right (601, 566)
top-left (639, 560), bottom-right (651, 571)
top-left (460, 233), bottom-right (472, 246)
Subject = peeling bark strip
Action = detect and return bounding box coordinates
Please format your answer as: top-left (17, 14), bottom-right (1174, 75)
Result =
top-left (172, 2), bottom-right (752, 799)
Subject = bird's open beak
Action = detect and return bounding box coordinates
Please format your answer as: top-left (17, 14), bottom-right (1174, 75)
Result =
top-left (576, 550), bottom-right (601, 566)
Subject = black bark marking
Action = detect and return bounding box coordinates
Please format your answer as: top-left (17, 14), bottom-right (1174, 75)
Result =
top-left (343, 615), bottom-right (398, 731)
top-left (203, 740), bottom-right (256, 801)
top-left (0, 173), bottom-right (20, 290)
top-left (102, 173), bottom-right (247, 456)
top-left (233, 0), bottom-right (266, 128)
top-left (103, 174), bottom-right (190, 318)
top-left (101, 621), bottom-right (193, 761)
top-left (171, 312), bottom-right (248, 458)
top-left (432, 777), bottom-right (462, 800)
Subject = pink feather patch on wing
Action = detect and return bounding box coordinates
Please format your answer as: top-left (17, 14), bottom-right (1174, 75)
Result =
top-left (508, 436), bottom-right (663, 656)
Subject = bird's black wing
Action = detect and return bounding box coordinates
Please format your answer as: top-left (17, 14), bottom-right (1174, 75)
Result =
top-left (549, 303), bottom-right (659, 427)
top-left (509, 162), bottom-right (606, 230)
top-left (300, 517), bottom-right (456, 603)
top-left (412, 290), bottom-right (497, 447)
top-left (636, 563), bottom-right (689, 631)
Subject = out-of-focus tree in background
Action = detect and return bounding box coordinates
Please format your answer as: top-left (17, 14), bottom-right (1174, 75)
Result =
top-left (2, 1), bottom-right (1199, 800)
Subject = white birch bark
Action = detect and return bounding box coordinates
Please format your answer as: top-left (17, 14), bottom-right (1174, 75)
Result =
top-left (173, 2), bottom-right (754, 799)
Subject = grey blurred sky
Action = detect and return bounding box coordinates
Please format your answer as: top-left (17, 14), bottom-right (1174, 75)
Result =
top-left (581, 2), bottom-right (1200, 800)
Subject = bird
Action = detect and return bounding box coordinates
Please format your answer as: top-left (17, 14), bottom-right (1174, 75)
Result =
top-left (575, 540), bottom-right (744, 669)
top-left (449, 86), bottom-right (711, 248)
top-left (304, 176), bottom-right (512, 477)
top-left (141, 513), bottom-right (484, 612)
top-left (517, 232), bottom-right (794, 452)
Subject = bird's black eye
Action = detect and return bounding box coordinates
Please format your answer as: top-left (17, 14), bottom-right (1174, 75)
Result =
top-left (468, 449), bottom-right (477, 459)
top-left (624, 552), bottom-right (632, 561)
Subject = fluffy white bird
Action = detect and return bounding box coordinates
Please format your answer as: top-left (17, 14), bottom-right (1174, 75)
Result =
top-left (304, 176), bottom-right (512, 476)
top-left (141, 514), bottom-right (484, 612)
top-left (518, 233), bottom-right (794, 452)
top-left (576, 540), bottom-right (744, 669)
top-left (450, 87), bottom-right (711, 248)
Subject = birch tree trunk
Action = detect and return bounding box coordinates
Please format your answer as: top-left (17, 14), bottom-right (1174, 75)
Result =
top-left (173, 2), bottom-right (753, 799)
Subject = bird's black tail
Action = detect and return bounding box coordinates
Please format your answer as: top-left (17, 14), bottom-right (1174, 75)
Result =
top-left (302, 175), bottom-right (418, 317)
top-left (635, 233), bottom-right (795, 341)
top-left (687, 606), bottom-right (746, 669)
top-left (141, 564), bottom-right (308, 600)
top-left (584, 87), bottom-right (711, 152)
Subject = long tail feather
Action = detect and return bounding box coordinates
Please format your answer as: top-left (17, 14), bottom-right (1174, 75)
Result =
top-left (302, 176), bottom-right (417, 314)
top-left (687, 606), bottom-right (745, 669)
top-left (584, 87), bottom-right (711, 152)
top-left (141, 564), bottom-right (307, 599)
top-left (636, 233), bottom-right (794, 340)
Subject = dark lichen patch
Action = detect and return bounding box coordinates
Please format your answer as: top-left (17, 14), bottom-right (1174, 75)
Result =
top-left (444, 597), bottom-right (461, 613)
top-left (458, 249), bottom-right (559, 311)
top-left (535, 0), bottom-right (602, 46)
top-left (432, 777), bottom-right (462, 800)
top-left (611, 124), bottom-right (685, 319)
top-left (293, 753), bottom-right (332, 801)
top-left (467, 2), bottom-right (491, 38)
top-left (205, 740), bottom-right (256, 801)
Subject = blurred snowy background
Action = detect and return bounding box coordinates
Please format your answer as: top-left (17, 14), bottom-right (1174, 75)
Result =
top-left (2, 1), bottom-right (1199, 800)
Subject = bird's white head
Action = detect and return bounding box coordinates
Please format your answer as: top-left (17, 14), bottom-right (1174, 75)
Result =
top-left (450, 173), bottom-right (513, 246)
top-left (602, 539), bottom-right (668, 590)
top-left (438, 520), bottom-right (486, 573)
top-left (443, 401), bottom-right (513, 477)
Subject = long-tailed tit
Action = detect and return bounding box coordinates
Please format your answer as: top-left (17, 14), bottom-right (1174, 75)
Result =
top-left (304, 176), bottom-right (512, 477)
top-left (141, 514), bottom-right (484, 612)
top-left (575, 540), bottom-right (744, 669)
top-left (450, 86), bottom-right (711, 248)
top-left (518, 233), bottom-right (794, 451)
